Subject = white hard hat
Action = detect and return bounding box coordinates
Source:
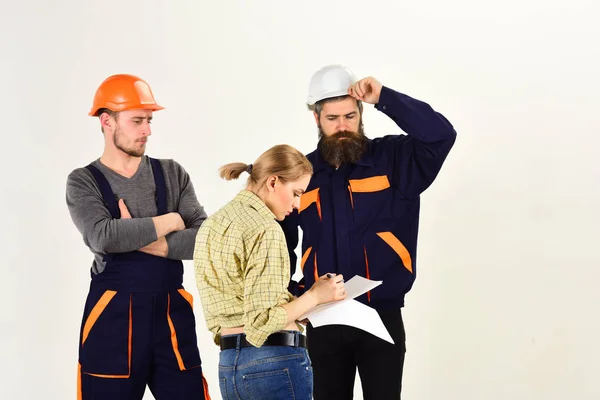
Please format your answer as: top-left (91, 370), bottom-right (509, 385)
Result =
top-left (306, 64), bottom-right (357, 106)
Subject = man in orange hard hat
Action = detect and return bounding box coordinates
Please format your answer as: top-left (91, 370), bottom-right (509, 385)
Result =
top-left (66, 74), bottom-right (211, 399)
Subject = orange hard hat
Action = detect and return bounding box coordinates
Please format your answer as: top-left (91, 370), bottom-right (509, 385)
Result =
top-left (88, 74), bottom-right (165, 116)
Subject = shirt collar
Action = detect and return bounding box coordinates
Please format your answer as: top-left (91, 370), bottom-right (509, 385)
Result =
top-left (235, 189), bottom-right (276, 220)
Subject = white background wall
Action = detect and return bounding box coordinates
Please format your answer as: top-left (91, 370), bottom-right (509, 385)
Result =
top-left (2, 0), bottom-right (599, 398)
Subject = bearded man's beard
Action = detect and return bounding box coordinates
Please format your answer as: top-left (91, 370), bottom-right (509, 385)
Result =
top-left (317, 122), bottom-right (368, 167)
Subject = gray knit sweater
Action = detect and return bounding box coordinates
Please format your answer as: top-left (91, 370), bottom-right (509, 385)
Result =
top-left (66, 156), bottom-right (207, 274)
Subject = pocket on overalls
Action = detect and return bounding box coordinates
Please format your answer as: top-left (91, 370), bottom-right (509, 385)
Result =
top-left (79, 290), bottom-right (132, 377)
top-left (166, 289), bottom-right (202, 370)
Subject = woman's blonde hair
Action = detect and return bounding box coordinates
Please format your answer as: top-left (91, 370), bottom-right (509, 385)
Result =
top-left (219, 144), bottom-right (313, 186)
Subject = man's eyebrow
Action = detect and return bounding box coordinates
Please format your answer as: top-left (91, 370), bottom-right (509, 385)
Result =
top-left (326, 112), bottom-right (356, 118)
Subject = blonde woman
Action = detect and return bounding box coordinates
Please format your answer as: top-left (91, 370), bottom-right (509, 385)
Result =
top-left (193, 144), bottom-right (346, 400)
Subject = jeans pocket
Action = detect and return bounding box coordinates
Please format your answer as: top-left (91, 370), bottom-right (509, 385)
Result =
top-left (219, 377), bottom-right (228, 399)
top-left (243, 369), bottom-right (295, 400)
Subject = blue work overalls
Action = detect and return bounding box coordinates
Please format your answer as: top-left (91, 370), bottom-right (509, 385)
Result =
top-left (76, 158), bottom-right (210, 400)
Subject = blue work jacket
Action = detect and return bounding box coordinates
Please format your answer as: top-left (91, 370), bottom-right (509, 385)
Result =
top-left (280, 86), bottom-right (457, 310)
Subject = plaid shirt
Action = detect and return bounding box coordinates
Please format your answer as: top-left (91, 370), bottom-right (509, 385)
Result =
top-left (193, 189), bottom-right (295, 347)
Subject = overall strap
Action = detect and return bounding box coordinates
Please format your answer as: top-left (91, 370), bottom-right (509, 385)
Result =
top-left (149, 157), bottom-right (168, 216)
top-left (85, 164), bottom-right (120, 219)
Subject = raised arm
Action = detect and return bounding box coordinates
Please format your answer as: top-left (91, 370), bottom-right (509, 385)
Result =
top-left (375, 86), bottom-right (457, 195)
top-left (349, 76), bottom-right (457, 196)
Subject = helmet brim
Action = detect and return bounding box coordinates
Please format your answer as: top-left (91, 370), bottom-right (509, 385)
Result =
top-left (306, 89), bottom-right (351, 106)
top-left (88, 103), bottom-right (165, 117)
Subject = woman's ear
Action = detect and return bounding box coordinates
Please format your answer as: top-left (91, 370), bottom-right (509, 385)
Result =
top-left (265, 175), bottom-right (278, 192)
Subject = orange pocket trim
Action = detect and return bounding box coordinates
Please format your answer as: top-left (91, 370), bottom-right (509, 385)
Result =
top-left (349, 175), bottom-right (390, 193)
top-left (299, 188), bottom-right (319, 213)
top-left (314, 252), bottom-right (319, 282)
top-left (77, 363), bottom-right (82, 400)
top-left (167, 294), bottom-right (186, 371)
top-left (81, 290), bottom-right (117, 345)
top-left (377, 232), bottom-right (413, 273)
top-left (316, 195), bottom-right (322, 221)
top-left (301, 247), bottom-right (312, 272)
top-left (177, 288), bottom-right (194, 309)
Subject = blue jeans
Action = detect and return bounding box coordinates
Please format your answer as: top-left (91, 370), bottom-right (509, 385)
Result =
top-left (218, 332), bottom-right (313, 399)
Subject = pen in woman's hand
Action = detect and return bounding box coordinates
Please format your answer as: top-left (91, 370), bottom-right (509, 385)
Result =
top-left (326, 273), bottom-right (344, 283)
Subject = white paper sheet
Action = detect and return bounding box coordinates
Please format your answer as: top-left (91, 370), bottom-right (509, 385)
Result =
top-left (298, 275), bottom-right (382, 320)
top-left (297, 275), bottom-right (394, 344)
top-left (307, 299), bottom-right (395, 344)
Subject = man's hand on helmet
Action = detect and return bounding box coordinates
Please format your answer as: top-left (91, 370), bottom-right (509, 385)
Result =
top-left (348, 76), bottom-right (383, 105)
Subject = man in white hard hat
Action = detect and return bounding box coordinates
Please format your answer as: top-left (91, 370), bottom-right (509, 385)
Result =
top-left (280, 65), bottom-right (457, 399)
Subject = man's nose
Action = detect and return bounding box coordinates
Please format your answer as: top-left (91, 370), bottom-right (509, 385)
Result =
top-left (142, 121), bottom-right (152, 136)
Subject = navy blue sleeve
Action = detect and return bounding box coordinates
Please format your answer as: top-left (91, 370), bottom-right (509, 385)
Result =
top-left (278, 210), bottom-right (306, 296)
top-left (375, 86), bottom-right (457, 196)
